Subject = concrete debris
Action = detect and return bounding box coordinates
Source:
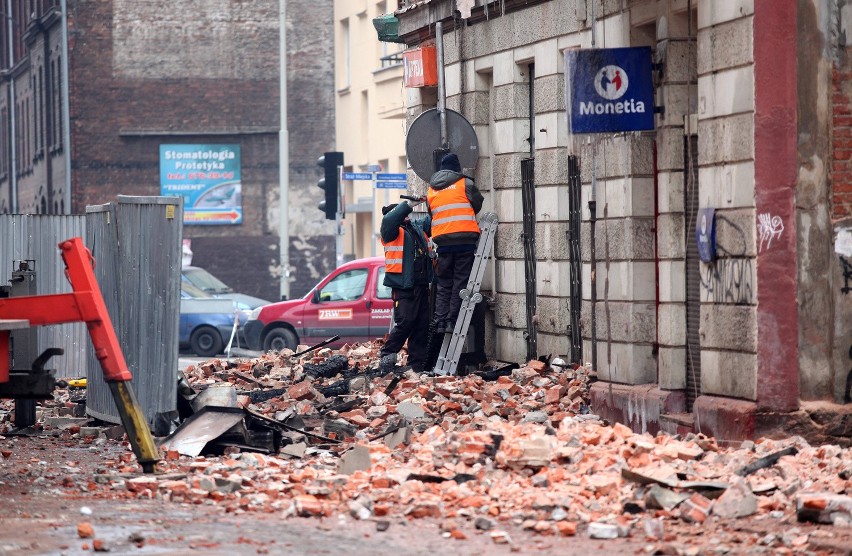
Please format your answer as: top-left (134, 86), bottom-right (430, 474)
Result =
top-left (712, 478), bottom-right (758, 518)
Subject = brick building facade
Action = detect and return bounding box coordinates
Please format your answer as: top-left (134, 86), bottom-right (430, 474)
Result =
top-left (396, 0), bottom-right (852, 442)
top-left (0, 0), bottom-right (336, 301)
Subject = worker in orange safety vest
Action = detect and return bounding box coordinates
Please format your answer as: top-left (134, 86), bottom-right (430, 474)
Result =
top-left (378, 200), bottom-right (434, 373)
top-left (427, 152), bottom-right (484, 334)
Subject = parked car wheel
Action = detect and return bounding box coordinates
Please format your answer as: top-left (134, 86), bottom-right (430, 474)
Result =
top-left (263, 327), bottom-right (297, 352)
top-left (190, 325), bottom-right (224, 357)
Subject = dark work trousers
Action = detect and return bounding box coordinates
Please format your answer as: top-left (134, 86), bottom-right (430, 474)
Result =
top-left (434, 250), bottom-right (475, 326)
top-left (381, 285), bottom-right (431, 371)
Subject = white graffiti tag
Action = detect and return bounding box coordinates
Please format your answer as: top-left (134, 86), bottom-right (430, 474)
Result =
top-left (758, 213), bottom-right (784, 252)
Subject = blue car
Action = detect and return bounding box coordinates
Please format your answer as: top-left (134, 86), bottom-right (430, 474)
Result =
top-left (180, 282), bottom-right (247, 357)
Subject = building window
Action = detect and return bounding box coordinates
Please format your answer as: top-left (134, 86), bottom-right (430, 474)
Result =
top-left (36, 69), bottom-right (43, 156)
top-left (32, 74), bottom-right (39, 158)
top-left (527, 63), bottom-right (535, 157)
top-left (0, 107), bottom-right (7, 178)
top-left (341, 18), bottom-right (350, 89)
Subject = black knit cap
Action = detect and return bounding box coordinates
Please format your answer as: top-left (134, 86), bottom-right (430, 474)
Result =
top-left (381, 203), bottom-right (399, 215)
top-left (440, 153), bottom-right (461, 173)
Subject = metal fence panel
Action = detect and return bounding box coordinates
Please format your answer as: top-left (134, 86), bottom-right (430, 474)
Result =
top-left (85, 197), bottom-right (183, 433)
top-left (0, 214), bottom-right (88, 377)
top-left (567, 155), bottom-right (583, 364)
top-left (520, 158), bottom-right (537, 361)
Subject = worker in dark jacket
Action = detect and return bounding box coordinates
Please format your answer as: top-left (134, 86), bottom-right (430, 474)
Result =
top-left (427, 152), bottom-right (484, 333)
top-left (378, 201), bottom-right (433, 373)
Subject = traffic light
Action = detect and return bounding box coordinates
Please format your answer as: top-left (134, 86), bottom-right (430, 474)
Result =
top-left (317, 151), bottom-right (343, 220)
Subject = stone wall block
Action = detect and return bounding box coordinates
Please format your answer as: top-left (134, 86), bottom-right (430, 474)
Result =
top-left (697, 113), bottom-right (754, 166)
top-left (700, 350), bottom-right (757, 400)
top-left (658, 259), bottom-right (686, 302)
top-left (467, 17), bottom-right (499, 59)
top-left (535, 221), bottom-right (570, 261)
top-left (494, 83), bottom-right (530, 121)
top-left (657, 213), bottom-right (686, 259)
top-left (658, 39), bottom-right (697, 84)
top-left (658, 346), bottom-right (687, 390)
top-left (537, 332), bottom-right (571, 360)
top-left (469, 90), bottom-right (492, 125)
top-left (697, 15), bottom-right (753, 75)
top-left (534, 148), bottom-right (568, 186)
top-left (493, 152), bottom-right (527, 188)
top-left (658, 303), bottom-right (686, 346)
top-left (534, 74), bottom-right (565, 113)
top-left (496, 222), bottom-right (526, 259)
top-left (595, 342), bottom-right (657, 384)
top-left (656, 128), bottom-right (688, 172)
top-left (658, 170), bottom-right (685, 214)
top-left (493, 292), bottom-right (526, 327)
top-left (592, 301), bottom-right (656, 343)
top-left (699, 257), bottom-right (757, 305)
top-left (714, 208), bottom-right (756, 257)
top-left (474, 159), bottom-right (493, 190)
top-left (511, 3), bottom-right (546, 47)
top-left (657, 83), bottom-right (697, 129)
top-left (495, 326), bottom-right (527, 361)
top-left (697, 0), bottom-right (755, 29)
top-left (700, 303), bottom-right (757, 352)
top-left (535, 295), bottom-right (570, 334)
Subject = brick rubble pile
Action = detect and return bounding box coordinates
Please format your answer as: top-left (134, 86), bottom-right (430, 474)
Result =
top-left (2, 342), bottom-right (851, 550)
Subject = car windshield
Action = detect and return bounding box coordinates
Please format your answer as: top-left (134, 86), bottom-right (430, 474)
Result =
top-left (183, 267), bottom-right (233, 294)
top-left (181, 282), bottom-right (213, 299)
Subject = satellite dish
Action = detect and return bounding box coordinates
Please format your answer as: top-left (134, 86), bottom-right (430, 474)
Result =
top-left (405, 108), bottom-right (479, 182)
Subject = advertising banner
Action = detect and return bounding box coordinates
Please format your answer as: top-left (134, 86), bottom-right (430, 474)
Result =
top-left (566, 47), bottom-right (655, 134)
top-left (160, 144), bottom-right (242, 225)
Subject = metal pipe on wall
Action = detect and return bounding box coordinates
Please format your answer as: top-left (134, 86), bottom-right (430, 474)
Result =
top-left (60, 0), bottom-right (71, 214)
top-left (588, 0), bottom-right (598, 371)
top-left (278, 0), bottom-right (290, 300)
top-left (436, 21), bottom-right (447, 147)
top-left (6, 0), bottom-right (18, 213)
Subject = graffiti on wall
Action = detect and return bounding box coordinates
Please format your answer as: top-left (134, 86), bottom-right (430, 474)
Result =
top-left (701, 258), bottom-right (754, 305)
top-left (836, 228), bottom-right (852, 295)
top-left (701, 215), bottom-right (753, 305)
top-left (840, 257), bottom-right (852, 295)
top-left (846, 344), bottom-right (852, 404)
top-left (758, 212), bottom-right (784, 253)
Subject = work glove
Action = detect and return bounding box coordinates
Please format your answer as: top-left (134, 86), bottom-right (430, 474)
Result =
top-left (406, 196), bottom-right (426, 208)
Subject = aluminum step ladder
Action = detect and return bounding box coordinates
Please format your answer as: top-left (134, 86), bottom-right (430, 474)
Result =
top-left (433, 211), bottom-right (498, 376)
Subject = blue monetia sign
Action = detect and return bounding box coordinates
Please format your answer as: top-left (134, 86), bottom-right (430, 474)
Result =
top-left (566, 47), bottom-right (655, 134)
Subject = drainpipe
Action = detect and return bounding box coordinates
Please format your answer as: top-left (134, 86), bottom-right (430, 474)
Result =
top-left (653, 140), bottom-right (660, 382)
top-left (6, 0), bottom-right (18, 212)
top-left (60, 0), bottom-right (71, 213)
top-left (588, 0), bottom-right (598, 372)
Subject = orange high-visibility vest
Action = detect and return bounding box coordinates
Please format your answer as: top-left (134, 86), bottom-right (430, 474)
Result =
top-left (382, 227), bottom-right (430, 273)
top-left (427, 178), bottom-right (479, 238)
top-left (382, 230), bottom-right (405, 273)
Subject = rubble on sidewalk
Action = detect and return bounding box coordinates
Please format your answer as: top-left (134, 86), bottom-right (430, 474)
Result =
top-left (3, 339), bottom-right (852, 550)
